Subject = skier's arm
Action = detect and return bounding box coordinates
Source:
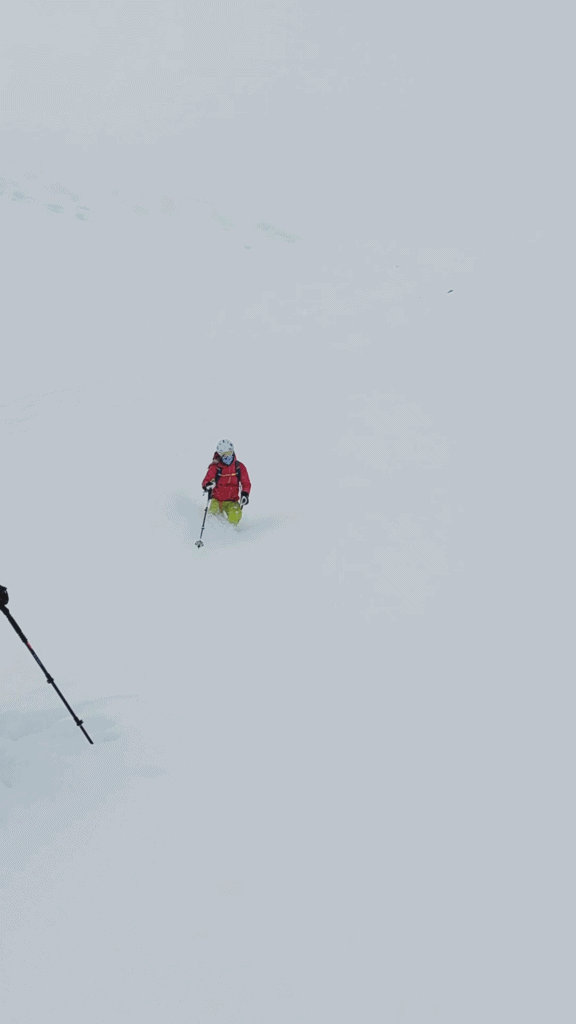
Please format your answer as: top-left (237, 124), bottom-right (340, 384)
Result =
top-left (238, 462), bottom-right (251, 495)
top-left (202, 464), bottom-right (218, 490)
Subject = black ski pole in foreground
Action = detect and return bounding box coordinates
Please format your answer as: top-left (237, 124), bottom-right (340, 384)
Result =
top-left (0, 585), bottom-right (93, 745)
top-left (195, 489), bottom-right (212, 548)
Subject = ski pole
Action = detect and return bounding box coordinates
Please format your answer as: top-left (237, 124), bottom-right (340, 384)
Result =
top-left (0, 586), bottom-right (93, 745)
top-left (195, 490), bottom-right (212, 548)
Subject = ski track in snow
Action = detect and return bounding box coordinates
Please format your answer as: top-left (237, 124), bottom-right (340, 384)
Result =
top-left (0, 164), bottom-right (301, 251)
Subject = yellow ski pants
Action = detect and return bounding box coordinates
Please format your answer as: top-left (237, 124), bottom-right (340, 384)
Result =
top-left (209, 499), bottom-right (242, 524)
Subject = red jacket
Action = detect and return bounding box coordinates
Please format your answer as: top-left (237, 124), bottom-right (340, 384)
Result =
top-left (202, 454), bottom-right (251, 503)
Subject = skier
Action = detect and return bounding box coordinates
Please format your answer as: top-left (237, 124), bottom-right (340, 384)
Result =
top-left (202, 440), bottom-right (251, 525)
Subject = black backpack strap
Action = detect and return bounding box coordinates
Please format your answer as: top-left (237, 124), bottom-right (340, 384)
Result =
top-left (236, 461), bottom-right (242, 485)
top-left (215, 466), bottom-right (222, 484)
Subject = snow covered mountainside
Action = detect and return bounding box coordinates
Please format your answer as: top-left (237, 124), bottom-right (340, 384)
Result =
top-left (1, 3), bottom-right (572, 1023)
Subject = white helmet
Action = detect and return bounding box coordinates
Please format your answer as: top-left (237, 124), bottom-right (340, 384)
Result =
top-left (216, 439), bottom-right (234, 456)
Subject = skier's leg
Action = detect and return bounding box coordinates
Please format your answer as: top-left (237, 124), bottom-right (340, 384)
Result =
top-left (223, 501), bottom-right (242, 524)
top-left (209, 498), bottom-right (223, 516)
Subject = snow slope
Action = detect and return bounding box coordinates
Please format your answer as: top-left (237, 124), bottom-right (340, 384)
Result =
top-left (1, 3), bottom-right (572, 1023)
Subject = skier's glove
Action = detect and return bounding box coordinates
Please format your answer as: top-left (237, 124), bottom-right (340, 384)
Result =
top-left (203, 480), bottom-right (216, 493)
top-left (240, 492), bottom-right (249, 507)
top-left (0, 585), bottom-right (8, 607)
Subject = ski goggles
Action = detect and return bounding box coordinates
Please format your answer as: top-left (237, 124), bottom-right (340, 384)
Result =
top-left (221, 451), bottom-right (234, 464)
